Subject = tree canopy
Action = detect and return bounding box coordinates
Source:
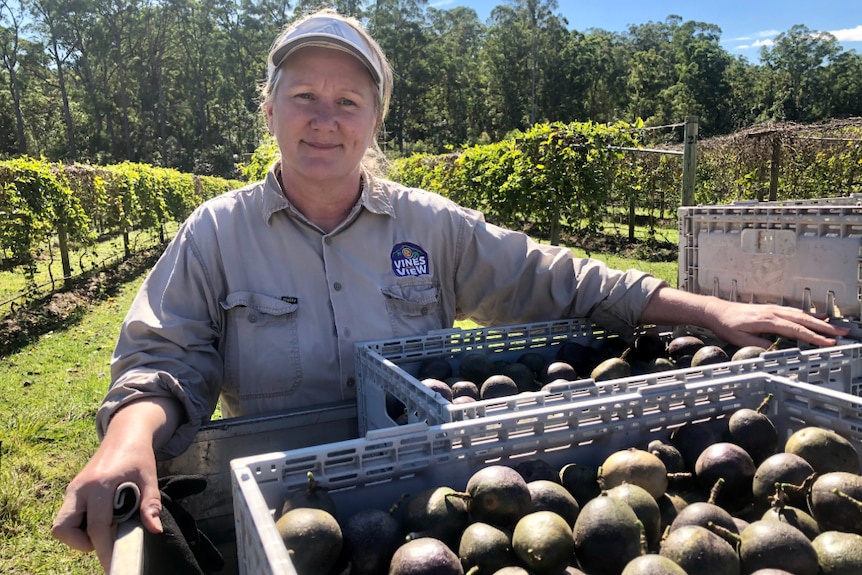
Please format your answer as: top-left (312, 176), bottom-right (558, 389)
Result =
top-left (1, 0), bottom-right (860, 177)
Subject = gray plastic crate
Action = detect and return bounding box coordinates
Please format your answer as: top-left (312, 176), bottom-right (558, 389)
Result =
top-left (677, 202), bottom-right (862, 329)
top-left (355, 318), bottom-right (862, 434)
top-left (720, 194), bottom-right (862, 208)
top-left (109, 402), bottom-right (358, 575)
top-left (776, 342), bottom-right (862, 396)
top-left (355, 319), bottom-right (604, 433)
top-left (231, 372), bottom-right (862, 575)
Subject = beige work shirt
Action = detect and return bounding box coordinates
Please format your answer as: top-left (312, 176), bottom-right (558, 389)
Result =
top-left (98, 162), bottom-right (666, 457)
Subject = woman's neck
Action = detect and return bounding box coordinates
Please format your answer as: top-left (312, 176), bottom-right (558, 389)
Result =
top-left (278, 169), bottom-right (363, 233)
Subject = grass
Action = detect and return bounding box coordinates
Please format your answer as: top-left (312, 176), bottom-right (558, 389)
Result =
top-left (0, 273), bottom-right (147, 574)
top-left (0, 226), bottom-right (677, 573)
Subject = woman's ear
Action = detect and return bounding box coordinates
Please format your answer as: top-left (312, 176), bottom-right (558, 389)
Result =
top-left (264, 101), bottom-right (274, 133)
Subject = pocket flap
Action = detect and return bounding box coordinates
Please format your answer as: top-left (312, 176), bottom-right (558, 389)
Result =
top-left (220, 291), bottom-right (298, 316)
top-left (381, 283), bottom-right (439, 305)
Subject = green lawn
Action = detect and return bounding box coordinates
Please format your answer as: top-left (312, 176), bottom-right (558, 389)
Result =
top-left (1, 272), bottom-right (148, 574)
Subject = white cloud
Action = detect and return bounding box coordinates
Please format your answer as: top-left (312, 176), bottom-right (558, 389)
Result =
top-left (830, 25), bottom-right (862, 43)
top-left (733, 38), bottom-right (775, 51)
top-left (729, 26), bottom-right (862, 50)
top-left (725, 30), bottom-right (779, 46)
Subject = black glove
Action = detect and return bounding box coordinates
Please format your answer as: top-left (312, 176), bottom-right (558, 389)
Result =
top-left (143, 474), bottom-right (225, 574)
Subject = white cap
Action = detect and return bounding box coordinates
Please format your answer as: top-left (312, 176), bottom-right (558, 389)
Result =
top-left (268, 16), bottom-right (383, 92)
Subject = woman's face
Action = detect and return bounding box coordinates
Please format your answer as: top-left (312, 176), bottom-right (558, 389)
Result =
top-left (266, 46), bottom-right (378, 188)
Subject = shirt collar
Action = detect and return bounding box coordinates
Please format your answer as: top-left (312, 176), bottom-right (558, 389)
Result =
top-left (261, 160), bottom-right (395, 225)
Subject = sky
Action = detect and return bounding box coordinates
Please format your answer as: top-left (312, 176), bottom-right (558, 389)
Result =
top-left (431, 0), bottom-right (862, 60)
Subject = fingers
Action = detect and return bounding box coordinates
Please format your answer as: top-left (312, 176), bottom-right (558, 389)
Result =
top-left (50, 486), bottom-right (116, 572)
top-left (713, 302), bottom-right (850, 349)
top-left (767, 308), bottom-right (849, 346)
top-left (138, 481), bottom-right (164, 535)
top-left (51, 497), bottom-right (95, 553)
top-left (86, 501), bottom-right (116, 573)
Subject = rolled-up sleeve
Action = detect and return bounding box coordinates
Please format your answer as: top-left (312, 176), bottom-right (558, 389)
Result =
top-left (452, 214), bottom-right (668, 338)
top-left (96, 223), bottom-right (224, 459)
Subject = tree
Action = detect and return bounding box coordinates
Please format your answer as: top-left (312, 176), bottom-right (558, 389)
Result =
top-left (482, 4), bottom-right (529, 136)
top-left (623, 17), bottom-right (678, 124)
top-left (98, 0), bottom-right (144, 161)
top-left (480, 0), bottom-right (567, 136)
top-left (724, 55), bottom-right (761, 130)
top-left (26, 0), bottom-right (81, 158)
top-left (423, 6), bottom-right (485, 149)
top-left (666, 20), bottom-right (734, 135)
top-left (569, 29), bottom-right (628, 122)
top-left (2, 2), bottom-right (862, 174)
top-left (760, 24), bottom-right (841, 122)
top-left (524, 0), bottom-right (569, 125)
top-left (826, 49), bottom-right (862, 119)
top-left (0, 0), bottom-right (29, 154)
top-left (368, 0), bottom-right (431, 154)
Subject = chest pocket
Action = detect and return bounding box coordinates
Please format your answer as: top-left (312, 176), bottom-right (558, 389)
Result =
top-left (381, 282), bottom-right (442, 337)
top-left (219, 291), bottom-right (302, 409)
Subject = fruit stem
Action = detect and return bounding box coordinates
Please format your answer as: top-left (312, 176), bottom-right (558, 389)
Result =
top-left (768, 482), bottom-right (789, 509)
top-left (659, 525), bottom-right (670, 545)
top-left (766, 338), bottom-right (782, 352)
top-left (706, 520), bottom-right (741, 549)
top-left (707, 477), bottom-right (725, 506)
top-left (667, 472), bottom-right (693, 481)
top-left (636, 519), bottom-right (648, 554)
top-left (755, 393), bottom-right (773, 415)
top-left (831, 488), bottom-right (862, 510)
top-left (446, 490), bottom-right (472, 502)
top-left (389, 492), bottom-right (409, 515)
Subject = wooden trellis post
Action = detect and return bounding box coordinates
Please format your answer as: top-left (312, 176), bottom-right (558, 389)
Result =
top-left (681, 116), bottom-right (698, 206)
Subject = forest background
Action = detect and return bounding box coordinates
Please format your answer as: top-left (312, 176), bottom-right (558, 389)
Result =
top-left (2, 0), bottom-right (862, 177)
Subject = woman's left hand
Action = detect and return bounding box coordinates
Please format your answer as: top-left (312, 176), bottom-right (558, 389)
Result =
top-left (640, 287), bottom-right (852, 349)
top-left (702, 299), bottom-right (850, 349)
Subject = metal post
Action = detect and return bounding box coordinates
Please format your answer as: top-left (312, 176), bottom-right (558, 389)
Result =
top-left (682, 116), bottom-right (698, 206)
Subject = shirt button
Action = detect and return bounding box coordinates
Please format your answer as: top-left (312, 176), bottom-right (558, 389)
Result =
top-left (346, 377), bottom-right (356, 388)
top-left (248, 313), bottom-right (258, 323)
top-left (420, 306), bottom-right (428, 315)
top-left (333, 282), bottom-right (342, 291)
top-left (343, 327), bottom-right (352, 338)
top-left (324, 237), bottom-right (332, 245)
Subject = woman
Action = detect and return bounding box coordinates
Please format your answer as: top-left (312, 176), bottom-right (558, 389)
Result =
top-left (51, 9), bottom-right (847, 571)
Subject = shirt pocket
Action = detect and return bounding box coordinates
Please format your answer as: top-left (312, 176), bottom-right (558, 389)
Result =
top-left (381, 282), bottom-right (443, 337)
top-left (219, 291), bottom-right (302, 411)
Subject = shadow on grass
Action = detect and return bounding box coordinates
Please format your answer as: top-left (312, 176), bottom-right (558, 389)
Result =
top-left (0, 247), bottom-right (164, 358)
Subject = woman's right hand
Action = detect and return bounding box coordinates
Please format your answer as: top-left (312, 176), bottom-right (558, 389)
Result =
top-left (51, 436), bottom-right (162, 572)
top-left (51, 397), bottom-right (183, 572)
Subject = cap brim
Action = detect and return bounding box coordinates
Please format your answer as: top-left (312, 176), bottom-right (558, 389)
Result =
top-left (268, 17), bottom-right (382, 89)
top-left (270, 35), bottom-right (381, 85)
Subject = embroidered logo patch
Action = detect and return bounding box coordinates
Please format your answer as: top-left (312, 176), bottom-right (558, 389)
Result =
top-left (391, 242), bottom-right (429, 277)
